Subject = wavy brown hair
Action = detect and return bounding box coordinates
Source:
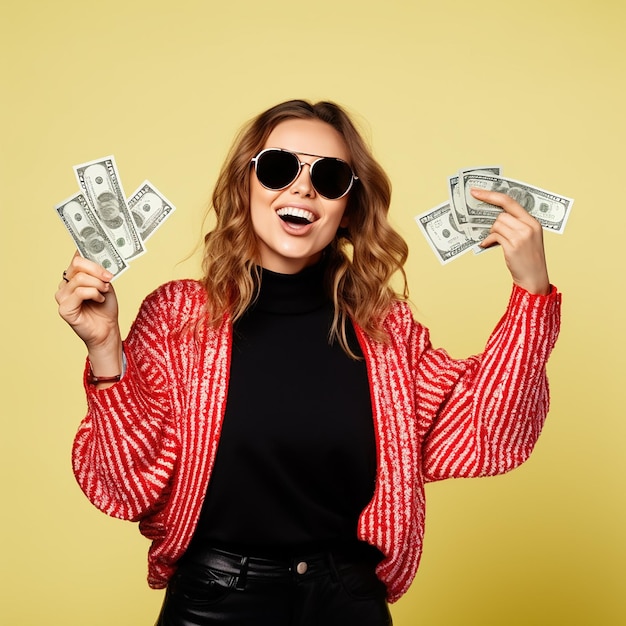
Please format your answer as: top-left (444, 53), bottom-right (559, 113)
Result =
top-left (201, 99), bottom-right (409, 356)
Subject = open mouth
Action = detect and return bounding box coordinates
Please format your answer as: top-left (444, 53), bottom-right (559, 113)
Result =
top-left (276, 207), bottom-right (316, 225)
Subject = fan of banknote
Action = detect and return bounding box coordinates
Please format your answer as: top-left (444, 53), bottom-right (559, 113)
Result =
top-left (415, 166), bottom-right (573, 264)
top-left (55, 155), bottom-right (176, 278)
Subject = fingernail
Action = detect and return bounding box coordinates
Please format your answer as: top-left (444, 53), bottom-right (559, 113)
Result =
top-left (103, 271), bottom-right (113, 281)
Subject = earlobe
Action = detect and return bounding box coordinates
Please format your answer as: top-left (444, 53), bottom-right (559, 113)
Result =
top-left (340, 214), bottom-right (349, 229)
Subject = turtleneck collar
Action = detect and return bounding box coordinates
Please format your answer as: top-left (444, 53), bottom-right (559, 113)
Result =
top-left (252, 261), bottom-right (329, 315)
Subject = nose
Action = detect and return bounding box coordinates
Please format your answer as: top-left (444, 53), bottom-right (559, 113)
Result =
top-left (289, 161), bottom-right (316, 197)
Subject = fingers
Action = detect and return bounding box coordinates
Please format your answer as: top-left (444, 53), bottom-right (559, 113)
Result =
top-left (55, 252), bottom-right (122, 352)
top-left (56, 253), bottom-right (115, 316)
top-left (469, 189), bottom-right (550, 295)
top-left (469, 187), bottom-right (543, 247)
top-left (56, 279), bottom-right (108, 322)
top-left (470, 188), bottom-right (534, 222)
top-left (58, 253), bottom-right (114, 295)
top-left (63, 252), bottom-right (114, 284)
top-left (480, 210), bottom-right (542, 248)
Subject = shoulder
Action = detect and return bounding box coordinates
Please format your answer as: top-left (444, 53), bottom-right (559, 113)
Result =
top-left (365, 299), bottom-right (431, 352)
top-left (381, 299), bottom-right (422, 337)
top-left (135, 279), bottom-right (209, 325)
top-left (144, 279), bottom-right (207, 304)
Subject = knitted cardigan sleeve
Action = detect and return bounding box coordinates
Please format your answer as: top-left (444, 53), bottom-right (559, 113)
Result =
top-left (71, 280), bottom-right (204, 522)
top-left (412, 284), bottom-right (561, 481)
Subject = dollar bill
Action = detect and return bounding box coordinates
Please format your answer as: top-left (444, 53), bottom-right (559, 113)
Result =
top-left (415, 201), bottom-right (478, 264)
top-left (448, 165), bottom-right (501, 238)
top-left (55, 192), bottom-right (128, 278)
top-left (74, 155), bottom-right (145, 260)
top-left (127, 180), bottom-right (176, 242)
top-left (459, 173), bottom-right (574, 233)
top-left (417, 167), bottom-right (574, 263)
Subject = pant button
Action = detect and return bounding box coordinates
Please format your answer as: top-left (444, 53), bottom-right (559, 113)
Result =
top-left (296, 561), bottom-right (308, 575)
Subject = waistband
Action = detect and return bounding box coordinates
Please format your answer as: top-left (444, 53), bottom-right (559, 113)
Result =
top-left (178, 543), bottom-right (382, 589)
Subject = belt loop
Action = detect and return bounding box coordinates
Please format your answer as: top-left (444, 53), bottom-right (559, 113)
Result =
top-left (235, 555), bottom-right (250, 590)
top-left (326, 551), bottom-right (340, 583)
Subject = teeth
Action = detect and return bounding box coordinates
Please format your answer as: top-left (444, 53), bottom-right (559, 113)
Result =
top-left (277, 207), bottom-right (316, 223)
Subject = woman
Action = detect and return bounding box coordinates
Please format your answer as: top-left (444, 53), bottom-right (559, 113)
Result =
top-left (56, 99), bottom-right (561, 625)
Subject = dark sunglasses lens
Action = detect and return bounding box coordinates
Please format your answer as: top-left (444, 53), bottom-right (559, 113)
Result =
top-left (311, 158), bottom-right (353, 199)
top-left (256, 150), bottom-right (300, 189)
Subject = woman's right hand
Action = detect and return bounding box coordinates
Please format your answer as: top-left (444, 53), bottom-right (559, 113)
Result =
top-left (55, 252), bottom-right (123, 376)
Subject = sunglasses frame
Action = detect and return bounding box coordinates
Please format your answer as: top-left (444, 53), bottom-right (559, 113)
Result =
top-left (250, 148), bottom-right (358, 200)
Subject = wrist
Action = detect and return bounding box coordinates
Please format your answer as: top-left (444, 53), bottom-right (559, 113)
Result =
top-left (514, 279), bottom-right (551, 296)
top-left (87, 333), bottom-right (123, 380)
top-left (87, 369), bottom-right (121, 385)
top-left (516, 277), bottom-right (550, 295)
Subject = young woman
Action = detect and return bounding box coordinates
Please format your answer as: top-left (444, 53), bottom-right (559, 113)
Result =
top-left (56, 100), bottom-right (561, 626)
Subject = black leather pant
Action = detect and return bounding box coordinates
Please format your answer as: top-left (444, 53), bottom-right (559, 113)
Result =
top-left (155, 547), bottom-right (392, 626)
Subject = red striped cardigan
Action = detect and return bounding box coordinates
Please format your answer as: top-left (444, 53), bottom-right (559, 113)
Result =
top-left (73, 280), bottom-right (561, 603)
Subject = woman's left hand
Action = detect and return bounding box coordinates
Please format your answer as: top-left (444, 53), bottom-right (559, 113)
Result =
top-left (471, 187), bottom-right (551, 295)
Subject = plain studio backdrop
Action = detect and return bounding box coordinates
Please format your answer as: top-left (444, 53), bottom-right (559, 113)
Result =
top-left (1, 0), bottom-right (624, 624)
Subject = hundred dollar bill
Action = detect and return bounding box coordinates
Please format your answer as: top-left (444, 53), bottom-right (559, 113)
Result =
top-left (127, 180), bottom-right (176, 242)
top-left (74, 155), bottom-right (145, 260)
top-left (460, 173), bottom-right (574, 233)
top-left (448, 165), bottom-right (501, 238)
top-left (55, 192), bottom-right (128, 278)
top-left (415, 201), bottom-right (477, 264)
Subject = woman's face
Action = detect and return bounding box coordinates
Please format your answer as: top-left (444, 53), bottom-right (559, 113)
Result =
top-left (249, 118), bottom-right (351, 274)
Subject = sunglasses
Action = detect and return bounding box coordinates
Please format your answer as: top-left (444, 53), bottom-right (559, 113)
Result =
top-left (251, 148), bottom-right (358, 200)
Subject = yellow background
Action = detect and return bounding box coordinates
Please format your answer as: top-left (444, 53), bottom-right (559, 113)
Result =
top-left (1, 0), bottom-right (625, 624)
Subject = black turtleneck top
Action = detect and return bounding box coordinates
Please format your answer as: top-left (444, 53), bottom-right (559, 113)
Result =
top-left (191, 262), bottom-right (377, 556)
